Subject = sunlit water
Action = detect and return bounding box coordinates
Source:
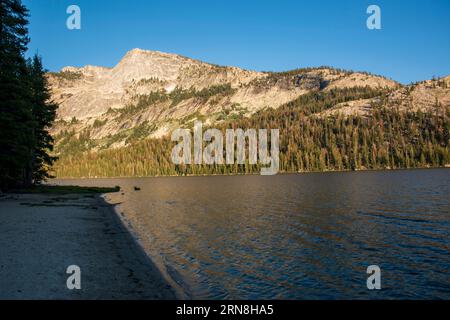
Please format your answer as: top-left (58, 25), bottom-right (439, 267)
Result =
top-left (54, 169), bottom-right (450, 299)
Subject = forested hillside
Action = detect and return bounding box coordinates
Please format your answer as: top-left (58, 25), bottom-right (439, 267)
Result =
top-left (53, 85), bottom-right (450, 177)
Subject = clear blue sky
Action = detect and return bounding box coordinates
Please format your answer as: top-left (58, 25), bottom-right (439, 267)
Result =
top-left (24, 0), bottom-right (449, 84)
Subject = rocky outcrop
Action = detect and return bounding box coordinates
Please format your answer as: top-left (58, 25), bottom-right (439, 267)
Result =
top-left (316, 77), bottom-right (450, 118)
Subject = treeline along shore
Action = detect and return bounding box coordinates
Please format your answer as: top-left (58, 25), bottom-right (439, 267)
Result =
top-left (54, 87), bottom-right (450, 177)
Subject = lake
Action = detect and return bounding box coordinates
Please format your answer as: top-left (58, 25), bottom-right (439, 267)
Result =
top-left (54, 169), bottom-right (450, 299)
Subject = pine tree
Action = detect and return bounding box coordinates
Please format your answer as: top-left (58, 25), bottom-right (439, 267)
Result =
top-left (0, 0), bottom-right (31, 189)
top-left (26, 55), bottom-right (58, 184)
top-left (1, 1), bottom-right (58, 189)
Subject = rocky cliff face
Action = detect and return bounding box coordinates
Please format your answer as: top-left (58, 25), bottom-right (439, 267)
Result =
top-left (49, 49), bottom-right (430, 150)
top-left (50, 49), bottom-right (262, 120)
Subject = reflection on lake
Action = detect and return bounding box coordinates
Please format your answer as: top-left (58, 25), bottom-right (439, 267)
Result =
top-left (54, 169), bottom-right (450, 299)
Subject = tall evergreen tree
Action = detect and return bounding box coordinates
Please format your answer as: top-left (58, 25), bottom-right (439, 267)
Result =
top-left (1, 1), bottom-right (58, 189)
top-left (0, 0), bottom-right (31, 189)
top-left (26, 55), bottom-right (58, 184)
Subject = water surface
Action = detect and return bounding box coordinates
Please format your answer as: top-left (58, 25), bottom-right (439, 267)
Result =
top-left (54, 169), bottom-right (450, 299)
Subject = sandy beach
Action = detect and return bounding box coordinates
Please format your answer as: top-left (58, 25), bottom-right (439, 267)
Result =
top-left (0, 192), bottom-right (176, 299)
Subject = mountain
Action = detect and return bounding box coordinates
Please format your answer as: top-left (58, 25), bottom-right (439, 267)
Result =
top-left (47, 49), bottom-right (450, 177)
top-left (48, 49), bottom-right (399, 148)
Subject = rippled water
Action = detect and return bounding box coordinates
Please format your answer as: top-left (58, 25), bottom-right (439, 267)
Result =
top-left (54, 169), bottom-right (450, 299)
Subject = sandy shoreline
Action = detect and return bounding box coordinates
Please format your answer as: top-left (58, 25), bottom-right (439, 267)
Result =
top-left (0, 192), bottom-right (176, 299)
top-left (102, 193), bottom-right (189, 299)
